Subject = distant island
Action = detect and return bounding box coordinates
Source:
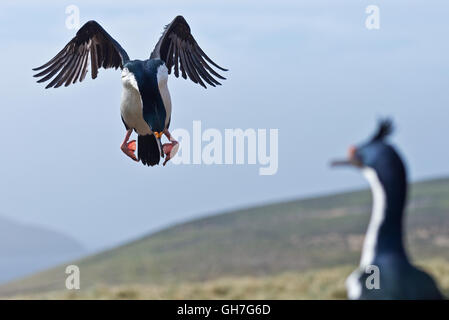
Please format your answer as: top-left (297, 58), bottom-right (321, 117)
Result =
top-left (0, 215), bottom-right (86, 284)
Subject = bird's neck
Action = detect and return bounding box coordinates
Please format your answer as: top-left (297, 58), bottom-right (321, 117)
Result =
top-left (360, 167), bottom-right (408, 267)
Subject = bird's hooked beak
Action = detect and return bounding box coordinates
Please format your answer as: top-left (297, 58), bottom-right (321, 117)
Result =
top-left (330, 146), bottom-right (363, 168)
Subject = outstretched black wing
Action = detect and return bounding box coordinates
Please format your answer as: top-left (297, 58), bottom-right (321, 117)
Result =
top-left (33, 20), bottom-right (130, 89)
top-left (150, 16), bottom-right (227, 88)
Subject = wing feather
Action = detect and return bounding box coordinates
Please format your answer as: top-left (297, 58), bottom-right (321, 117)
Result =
top-left (177, 38), bottom-right (188, 79)
top-left (79, 50), bottom-right (90, 82)
top-left (165, 40), bottom-right (174, 72)
top-left (173, 39), bottom-right (180, 78)
top-left (179, 43), bottom-right (197, 83)
top-left (71, 45), bottom-right (88, 84)
top-left (46, 54), bottom-right (77, 89)
top-left (36, 54), bottom-right (71, 82)
top-left (193, 45), bottom-right (226, 80)
top-left (90, 39), bottom-right (99, 79)
top-left (188, 48), bottom-right (217, 87)
top-left (64, 50), bottom-right (83, 86)
top-left (185, 49), bottom-right (205, 88)
top-left (33, 45), bottom-right (70, 71)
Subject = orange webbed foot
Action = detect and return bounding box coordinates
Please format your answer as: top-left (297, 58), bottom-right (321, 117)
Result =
top-left (121, 140), bottom-right (138, 162)
top-left (162, 141), bottom-right (179, 166)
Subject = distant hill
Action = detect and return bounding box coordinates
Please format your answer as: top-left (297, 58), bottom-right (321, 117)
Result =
top-left (1, 177), bottom-right (448, 297)
top-left (0, 215), bottom-right (86, 284)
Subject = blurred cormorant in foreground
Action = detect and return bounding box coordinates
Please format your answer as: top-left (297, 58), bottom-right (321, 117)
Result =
top-left (332, 120), bottom-right (444, 300)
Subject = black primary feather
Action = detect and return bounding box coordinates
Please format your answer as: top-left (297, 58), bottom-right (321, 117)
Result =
top-left (370, 118), bottom-right (394, 142)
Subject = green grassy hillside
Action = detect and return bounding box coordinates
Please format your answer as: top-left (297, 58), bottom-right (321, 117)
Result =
top-left (1, 177), bottom-right (449, 298)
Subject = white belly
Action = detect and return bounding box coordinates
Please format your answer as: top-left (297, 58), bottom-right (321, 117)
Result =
top-left (157, 64), bottom-right (172, 127)
top-left (346, 269), bottom-right (362, 299)
top-left (120, 70), bottom-right (152, 135)
top-left (120, 64), bottom-right (172, 134)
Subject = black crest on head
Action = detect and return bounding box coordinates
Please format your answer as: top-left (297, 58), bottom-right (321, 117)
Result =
top-left (370, 118), bottom-right (394, 142)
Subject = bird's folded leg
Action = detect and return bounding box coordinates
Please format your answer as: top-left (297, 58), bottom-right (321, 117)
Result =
top-left (121, 129), bottom-right (139, 162)
top-left (162, 129), bottom-right (179, 166)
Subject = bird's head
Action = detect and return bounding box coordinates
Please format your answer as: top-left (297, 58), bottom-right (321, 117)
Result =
top-left (331, 119), bottom-right (403, 175)
top-left (331, 119), bottom-right (408, 212)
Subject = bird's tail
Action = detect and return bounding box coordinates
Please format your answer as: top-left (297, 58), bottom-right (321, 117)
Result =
top-left (138, 134), bottom-right (161, 166)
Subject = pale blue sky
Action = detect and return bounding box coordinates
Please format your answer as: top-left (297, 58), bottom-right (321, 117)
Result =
top-left (1, 0), bottom-right (448, 250)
